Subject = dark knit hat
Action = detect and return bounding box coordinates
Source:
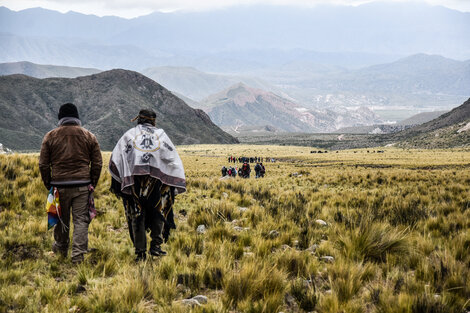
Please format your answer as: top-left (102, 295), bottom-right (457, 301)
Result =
top-left (58, 103), bottom-right (79, 120)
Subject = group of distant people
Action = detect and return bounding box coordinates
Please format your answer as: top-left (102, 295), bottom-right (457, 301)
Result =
top-left (228, 156), bottom-right (273, 163)
top-left (222, 160), bottom-right (266, 179)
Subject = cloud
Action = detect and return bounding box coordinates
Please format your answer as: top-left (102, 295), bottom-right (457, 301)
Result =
top-left (1, 0), bottom-right (469, 18)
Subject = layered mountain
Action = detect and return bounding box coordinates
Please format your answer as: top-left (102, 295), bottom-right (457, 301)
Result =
top-left (202, 83), bottom-right (382, 133)
top-left (0, 70), bottom-right (238, 150)
top-left (0, 61), bottom-right (101, 78)
top-left (2, 5), bottom-right (469, 119)
top-left (284, 54), bottom-right (470, 110)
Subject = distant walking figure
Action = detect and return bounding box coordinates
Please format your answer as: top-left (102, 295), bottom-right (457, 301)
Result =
top-left (39, 103), bottom-right (102, 264)
top-left (260, 163), bottom-right (266, 177)
top-left (254, 163), bottom-right (262, 178)
top-left (109, 109), bottom-right (186, 261)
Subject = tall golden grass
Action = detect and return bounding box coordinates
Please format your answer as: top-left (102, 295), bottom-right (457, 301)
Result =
top-left (0, 145), bottom-right (469, 312)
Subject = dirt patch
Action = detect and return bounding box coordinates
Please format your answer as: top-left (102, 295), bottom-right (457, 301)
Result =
top-left (3, 242), bottom-right (42, 260)
top-left (356, 164), bottom-right (393, 169)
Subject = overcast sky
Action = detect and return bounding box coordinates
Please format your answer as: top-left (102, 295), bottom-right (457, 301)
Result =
top-left (1, 0), bottom-right (470, 18)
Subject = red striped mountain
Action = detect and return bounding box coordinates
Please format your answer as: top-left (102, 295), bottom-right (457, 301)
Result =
top-left (201, 83), bottom-right (382, 133)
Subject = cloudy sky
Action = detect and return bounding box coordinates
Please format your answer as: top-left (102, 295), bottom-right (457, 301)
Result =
top-left (1, 0), bottom-right (470, 18)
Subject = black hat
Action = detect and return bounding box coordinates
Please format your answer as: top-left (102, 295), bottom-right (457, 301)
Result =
top-left (58, 103), bottom-right (79, 120)
top-left (139, 109), bottom-right (156, 119)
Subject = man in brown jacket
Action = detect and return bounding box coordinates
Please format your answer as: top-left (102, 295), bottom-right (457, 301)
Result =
top-left (39, 103), bottom-right (102, 264)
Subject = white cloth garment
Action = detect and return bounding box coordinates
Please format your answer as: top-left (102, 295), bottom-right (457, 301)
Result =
top-left (109, 124), bottom-right (186, 195)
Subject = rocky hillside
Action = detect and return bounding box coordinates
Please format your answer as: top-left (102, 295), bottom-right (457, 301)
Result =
top-left (0, 61), bottom-right (101, 78)
top-left (395, 98), bottom-right (470, 148)
top-left (396, 98), bottom-right (470, 138)
top-left (0, 70), bottom-right (238, 150)
top-left (203, 83), bottom-right (382, 133)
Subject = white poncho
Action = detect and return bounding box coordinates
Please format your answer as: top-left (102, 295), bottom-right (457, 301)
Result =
top-left (109, 124), bottom-right (186, 195)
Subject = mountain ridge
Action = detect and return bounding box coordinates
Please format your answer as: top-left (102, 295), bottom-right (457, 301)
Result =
top-left (0, 61), bottom-right (101, 78)
top-left (0, 69), bottom-right (238, 150)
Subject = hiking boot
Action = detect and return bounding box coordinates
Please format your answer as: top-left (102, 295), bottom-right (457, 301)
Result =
top-left (135, 252), bottom-right (147, 262)
top-left (52, 244), bottom-right (68, 258)
top-left (71, 255), bottom-right (84, 265)
top-left (149, 247), bottom-right (167, 257)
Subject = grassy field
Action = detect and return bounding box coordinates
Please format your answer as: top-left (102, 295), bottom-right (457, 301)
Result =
top-left (1, 145), bottom-right (470, 313)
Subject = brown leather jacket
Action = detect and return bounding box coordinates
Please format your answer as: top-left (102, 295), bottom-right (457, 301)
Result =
top-left (39, 121), bottom-right (102, 189)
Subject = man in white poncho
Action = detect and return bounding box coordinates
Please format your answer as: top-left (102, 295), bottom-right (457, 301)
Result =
top-left (109, 109), bottom-right (186, 261)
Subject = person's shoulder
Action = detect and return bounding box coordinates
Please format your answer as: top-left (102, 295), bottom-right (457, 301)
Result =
top-left (75, 126), bottom-right (99, 142)
top-left (42, 128), bottom-right (57, 143)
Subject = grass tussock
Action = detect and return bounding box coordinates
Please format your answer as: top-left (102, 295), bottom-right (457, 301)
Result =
top-left (0, 146), bottom-right (469, 312)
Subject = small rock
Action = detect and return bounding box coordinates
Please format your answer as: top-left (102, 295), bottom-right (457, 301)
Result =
top-left (192, 295), bottom-right (208, 304)
top-left (325, 289), bottom-right (332, 294)
top-left (222, 192), bottom-right (228, 198)
top-left (315, 219), bottom-right (328, 226)
top-left (197, 225), bottom-right (206, 234)
top-left (180, 299), bottom-right (201, 307)
top-left (233, 226), bottom-right (244, 232)
top-left (320, 256), bottom-right (335, 263)
top-left (281, 244), bottom-right (291, 251)
top-left (68, 306), bottom-right (79, 312)
top-left (292, 240), bottom-right (299, 247)
top-left (306, 244), bottom-right (318, 253)
top-left (268, 230), bottom-right (280, 238)
top-left (292, 172), bottom-right (299, 177)
top-left (238, 207), bottom-right (249, 212)
top-left (243, 252), bottom-right (254, 257)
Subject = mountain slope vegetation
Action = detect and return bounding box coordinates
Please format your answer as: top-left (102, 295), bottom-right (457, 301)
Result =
top-left (0, 70), bottom-right (238, 150)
